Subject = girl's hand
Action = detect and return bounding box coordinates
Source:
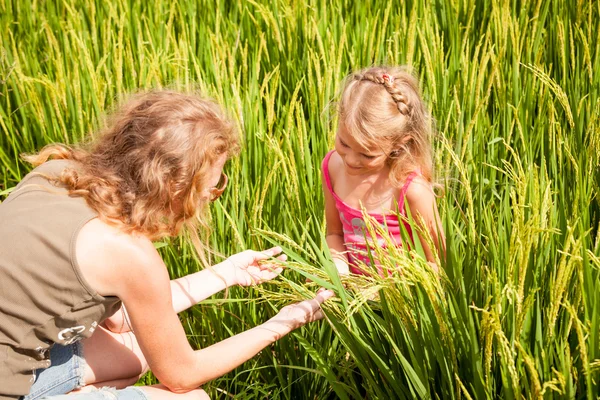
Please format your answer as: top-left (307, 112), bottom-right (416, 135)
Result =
top-left (269, 289), bottom-right (335, 332)
top-left (223, 246), bottom-right (285, 287)
top-left (333, 258), bottom-right (350, 276)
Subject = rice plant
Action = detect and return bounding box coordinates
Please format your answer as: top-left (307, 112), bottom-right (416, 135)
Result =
top-left (1, 0), bottom-right (599, 398)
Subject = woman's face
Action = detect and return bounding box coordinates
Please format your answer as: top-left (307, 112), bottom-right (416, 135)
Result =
top-left (335, 123), bottom-right (388, 176)
top-left (200, 153), bottom-right (229, 202)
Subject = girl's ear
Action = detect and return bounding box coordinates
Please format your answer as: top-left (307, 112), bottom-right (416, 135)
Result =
top-left (390, 135), bottom-right (414, 157)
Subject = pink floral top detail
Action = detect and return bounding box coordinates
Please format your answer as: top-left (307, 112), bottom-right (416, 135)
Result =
top-left (322, 150), bottom-right (417, 274)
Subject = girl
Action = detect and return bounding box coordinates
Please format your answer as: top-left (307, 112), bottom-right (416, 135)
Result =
top-left (322, 66), bottom-right (445, 275)
top-left (0, 91), bottom-right (332, 400)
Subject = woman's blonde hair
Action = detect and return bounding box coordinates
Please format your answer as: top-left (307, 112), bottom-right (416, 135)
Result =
top-left (339, 66), bottom-right (434, 187)
top-left (23, 90), bottom-right (240, 263)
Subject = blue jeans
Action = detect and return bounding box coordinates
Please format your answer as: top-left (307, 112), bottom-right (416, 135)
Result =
top-left (22, 342), bottom-right (148, 400)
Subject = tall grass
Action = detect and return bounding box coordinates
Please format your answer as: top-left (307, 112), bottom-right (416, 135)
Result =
top-left (1, 0), bottom-right (599, 398)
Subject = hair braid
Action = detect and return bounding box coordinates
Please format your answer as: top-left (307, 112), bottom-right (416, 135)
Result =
top-left (339, 66), bottom-right (434, 186)
top-left (353, 72), bottom-right (410, 115)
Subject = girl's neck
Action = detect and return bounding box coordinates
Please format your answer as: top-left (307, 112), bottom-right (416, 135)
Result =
top-left (345, 165), bottom-right (391, 184)
top-left (343, 167), bottom-right (396, 210)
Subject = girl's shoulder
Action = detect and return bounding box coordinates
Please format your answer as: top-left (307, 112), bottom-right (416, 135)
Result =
top-left (403, 175), bottom-right (435, 205)
top-left (321, 150), bottom-right (344, 182)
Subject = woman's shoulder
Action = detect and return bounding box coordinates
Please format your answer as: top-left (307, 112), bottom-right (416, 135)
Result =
top-left (76, 218), bottom-right (167, 297)
top-left (81, 219), bottom-right (159, 265)
top-left (31, 159), bottom-right (79, 176)
top-left (13, 160), bottom-right (75, 187)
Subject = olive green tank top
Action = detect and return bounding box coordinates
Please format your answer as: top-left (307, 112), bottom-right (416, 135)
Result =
top-left (0, 160), bottom-right (122, 398)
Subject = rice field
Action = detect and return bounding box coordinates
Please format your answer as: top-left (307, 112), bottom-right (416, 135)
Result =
top-left (1, 0), bottom-right (599, 398)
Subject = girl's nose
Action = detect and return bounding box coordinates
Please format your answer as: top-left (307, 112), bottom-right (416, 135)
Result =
top-left (346, 151), bottom-right (360, 166)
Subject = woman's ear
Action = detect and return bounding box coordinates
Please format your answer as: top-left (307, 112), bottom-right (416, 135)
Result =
top-left (400, 134), bottom-right (414, 145)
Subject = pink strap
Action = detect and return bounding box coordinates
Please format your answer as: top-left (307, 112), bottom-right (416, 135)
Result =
top-left (322, 149), bottom-right (419, 209)
top-left (399, 171), bottom-right (419, 200)
top-left (321, 150), bottom-right (335, 195)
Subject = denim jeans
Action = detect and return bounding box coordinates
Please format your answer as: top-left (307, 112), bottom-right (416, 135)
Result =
top-left (22, 342), bottom-right (148, 400)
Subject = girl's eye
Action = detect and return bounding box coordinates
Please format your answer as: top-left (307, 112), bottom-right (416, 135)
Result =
top-left (339, 139), bottom-right (349, 148)
top-left (362, 154), bottom-right (376, 160)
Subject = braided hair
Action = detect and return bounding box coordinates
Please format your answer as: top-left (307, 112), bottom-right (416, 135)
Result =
top-left (338, 66), bottom-right (434, 186)
top-left (352, 71), bottom-right (411, 115)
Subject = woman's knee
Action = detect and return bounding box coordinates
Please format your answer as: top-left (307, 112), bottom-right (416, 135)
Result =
top-left (167, 388), bottom-right (210, 400)
top-left (81, 327), bottom-right (149, 386)
top-left (138, 385), bottom-right (210, 400)
top-left (181, 389), bottom-right (210, 400)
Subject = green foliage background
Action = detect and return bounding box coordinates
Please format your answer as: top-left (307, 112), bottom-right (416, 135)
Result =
top-left (1, 0), bottom-right (599, 398)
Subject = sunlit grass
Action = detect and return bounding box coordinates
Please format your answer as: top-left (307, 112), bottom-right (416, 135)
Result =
top-left (1, 0), bottom-right (599, 398)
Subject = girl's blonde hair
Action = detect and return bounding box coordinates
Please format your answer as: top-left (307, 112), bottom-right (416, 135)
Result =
top-left (23, 90), bottom-right (240, 263)
top-left (339, 66), bottom-right (434, 187)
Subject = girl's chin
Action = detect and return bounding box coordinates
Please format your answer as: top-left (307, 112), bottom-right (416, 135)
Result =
top-left (344, 165), bottom-right (382, 177)
top-left (344, 166), bottom-right (363, 174)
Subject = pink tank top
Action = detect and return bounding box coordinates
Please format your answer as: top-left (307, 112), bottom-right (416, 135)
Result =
top-left (322, 150), bottom-right (417, 274)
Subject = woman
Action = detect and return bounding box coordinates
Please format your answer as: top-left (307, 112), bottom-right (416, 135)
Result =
top-left (0, 91), bottom-right (332, 399)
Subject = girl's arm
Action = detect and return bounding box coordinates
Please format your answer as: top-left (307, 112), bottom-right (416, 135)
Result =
top-left (323, 170), bottom-right (349, 275)
top-left (405, 178), bottom-right (446, 271)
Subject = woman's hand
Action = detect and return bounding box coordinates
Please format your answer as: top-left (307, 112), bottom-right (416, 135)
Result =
top-left (267, 289), bottom-right (335, 334)
top-left (221, 246), bottom-right (285, 287)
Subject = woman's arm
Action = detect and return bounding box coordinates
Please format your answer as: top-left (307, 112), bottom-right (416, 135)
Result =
top-left (169, 247), bottom-right (284, 313)
top-left (178, 289), bottom-right (333, 390)
top-left (111, 240), bottom-right (331, 393)
top-left (104, 247), bottom-right (285, 332)
top-left (78, 219), bottom-right (332, 392)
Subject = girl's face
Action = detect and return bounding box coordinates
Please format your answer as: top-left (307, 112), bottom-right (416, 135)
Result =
top-left (335, 123), bottom-right (388, 176)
